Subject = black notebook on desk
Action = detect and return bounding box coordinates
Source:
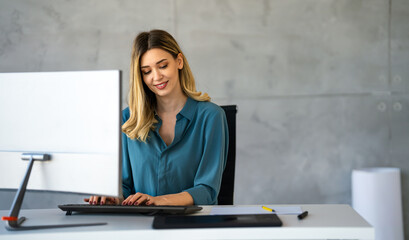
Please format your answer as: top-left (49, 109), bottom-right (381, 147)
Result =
top-left (58, 204), bottom-right (202, 215)
top-left (152, 214), bottom-right (283, 229)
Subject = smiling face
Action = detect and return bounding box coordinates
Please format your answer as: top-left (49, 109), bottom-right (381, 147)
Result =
top-left (140, 48), bottom-right (184, 100)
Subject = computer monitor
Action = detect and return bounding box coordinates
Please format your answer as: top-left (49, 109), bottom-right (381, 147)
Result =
top-left (0, 70), bottom-right (122, 230)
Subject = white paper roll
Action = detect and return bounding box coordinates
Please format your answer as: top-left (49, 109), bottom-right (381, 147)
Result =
top-left (352, 168), bottom-right (404, 240)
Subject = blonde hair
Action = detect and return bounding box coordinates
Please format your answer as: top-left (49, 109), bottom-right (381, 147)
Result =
top-left (122, 29), bottom-right (210, 142)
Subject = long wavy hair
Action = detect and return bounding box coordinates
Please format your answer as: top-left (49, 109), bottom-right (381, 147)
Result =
top-left (122, 29), bottom-right (210, 142)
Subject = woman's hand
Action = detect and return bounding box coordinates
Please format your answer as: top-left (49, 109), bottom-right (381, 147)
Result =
top-left (84, 196), bottom-right (121, 205)
top-left (122, 192), bottom-right (156, 206)
top-left (122, 191), bottom-right (193, 206)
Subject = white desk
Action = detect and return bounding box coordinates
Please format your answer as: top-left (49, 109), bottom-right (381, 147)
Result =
top-left (0, 204), bottom-right (374, 240)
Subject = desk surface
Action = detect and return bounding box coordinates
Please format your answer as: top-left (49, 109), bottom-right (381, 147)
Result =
top-left (0, 204), bottom-right (374, 240)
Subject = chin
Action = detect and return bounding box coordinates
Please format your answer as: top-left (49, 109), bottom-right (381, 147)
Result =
top-left (155, 90), bottom-right (170, 97)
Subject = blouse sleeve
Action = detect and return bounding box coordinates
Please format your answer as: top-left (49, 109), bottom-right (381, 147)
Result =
top-left (121, 109), bottom-right (134, 199)
top-left (184, 108), bottom-right (229, 205)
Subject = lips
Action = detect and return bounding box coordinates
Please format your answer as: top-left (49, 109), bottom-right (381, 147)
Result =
top-left (154, 81), bottom-right (168, 90)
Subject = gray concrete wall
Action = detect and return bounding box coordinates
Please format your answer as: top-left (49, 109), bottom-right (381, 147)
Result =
top-left (0, 0), bottom-right (408, 238)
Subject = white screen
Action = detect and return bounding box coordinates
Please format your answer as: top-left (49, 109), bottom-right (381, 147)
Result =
top-left (0, 70), bottom-right (121, 197)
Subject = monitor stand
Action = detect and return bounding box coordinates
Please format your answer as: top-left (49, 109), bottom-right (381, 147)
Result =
top-left (1, 153), bottom-right (107, 231)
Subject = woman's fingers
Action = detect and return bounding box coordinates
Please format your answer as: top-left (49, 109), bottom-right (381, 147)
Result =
top-left (86, 196), bottom-right (100, 205)
top-left (128, 194), bottom-right (142, 205)
top-left (85, 196), bottom-right (118, 205)
top-left (86, 195), bottom-right (146, 206)
top-left (122, 194), bottom-right (133, 205)
top-left (134, 195), bottom-right (150, 205)
top-left (122, 193), bottom-right (152, 206)
top-left (93, 196), bottom-right (100, 205)
top-left (84, 196), bottom-right (107, 205)
top-left (122, 194), bottom-right (134, 205)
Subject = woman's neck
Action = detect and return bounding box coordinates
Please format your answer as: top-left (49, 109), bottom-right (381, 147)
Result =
top-left (156, 93), bottom-right (188, 115)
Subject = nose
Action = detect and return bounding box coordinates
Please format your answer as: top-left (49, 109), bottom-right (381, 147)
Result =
top-left (152, 68), bottom-right (162, 81)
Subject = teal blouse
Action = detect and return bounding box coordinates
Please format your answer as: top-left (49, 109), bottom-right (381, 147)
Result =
top-left (121, 97), bottom-right (229, 205)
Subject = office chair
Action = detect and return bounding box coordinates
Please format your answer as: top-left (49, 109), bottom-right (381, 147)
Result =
top-left (218, 105), bottom-right (237, 205)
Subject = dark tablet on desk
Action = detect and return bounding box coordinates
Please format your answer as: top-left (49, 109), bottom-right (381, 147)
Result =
top-left (152, 214), bottom-right (282, 229)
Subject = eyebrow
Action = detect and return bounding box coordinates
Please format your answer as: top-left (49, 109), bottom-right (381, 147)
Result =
top-left (141, 59), bottom-right (167, 69)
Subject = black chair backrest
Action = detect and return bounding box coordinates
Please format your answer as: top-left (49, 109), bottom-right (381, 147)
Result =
top-left (218, 105), bottom-right (237, 205)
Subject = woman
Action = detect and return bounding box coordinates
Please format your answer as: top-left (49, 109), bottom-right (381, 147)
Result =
top-left (86, 29), bottom-right (228, 206)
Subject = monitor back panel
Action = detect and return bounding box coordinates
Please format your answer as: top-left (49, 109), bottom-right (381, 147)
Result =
top-left (0, 70), bottom-right (122, 196)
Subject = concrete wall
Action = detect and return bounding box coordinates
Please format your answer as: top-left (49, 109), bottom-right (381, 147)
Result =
top-left (0, 0), bottom-right (408, 238)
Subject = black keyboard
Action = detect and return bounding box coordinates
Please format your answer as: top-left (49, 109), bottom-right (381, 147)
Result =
top-left (58, 204), bottom-right (203, 215)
